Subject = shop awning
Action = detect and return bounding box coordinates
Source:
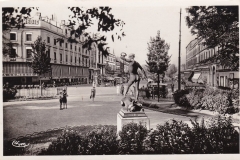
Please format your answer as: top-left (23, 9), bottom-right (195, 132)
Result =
top-left (192, 73), bottom-right (201, 83)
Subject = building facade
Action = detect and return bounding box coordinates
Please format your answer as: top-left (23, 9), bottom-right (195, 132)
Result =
top-left (2, 12), bottom-right (104, 86)
top-left (184, 38), bottom-right (239, 89)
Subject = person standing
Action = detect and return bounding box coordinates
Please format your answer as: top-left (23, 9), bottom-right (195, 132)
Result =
top-left (62, 89), bottom-right (68, 109)
top-left (59, 91), bottom-right (63, 110)
top-left (119, 52), bottom-right (147, 101)
top-left (171, 82), bottom-right (174, 92)
top-left (120, 84), bottom-right (124, 95)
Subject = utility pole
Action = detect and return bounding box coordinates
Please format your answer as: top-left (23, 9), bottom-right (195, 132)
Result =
top-left (178, 8), bottom-right (182, 90)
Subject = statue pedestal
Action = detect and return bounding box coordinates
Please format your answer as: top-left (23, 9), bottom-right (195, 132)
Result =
top-left (117, 109), bottom-right (150, 134)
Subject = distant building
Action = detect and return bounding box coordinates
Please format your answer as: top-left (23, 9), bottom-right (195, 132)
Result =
top-left (183, 38), bottom-right (239, 89)
top-left (2, 12), bottom-right (105, 86)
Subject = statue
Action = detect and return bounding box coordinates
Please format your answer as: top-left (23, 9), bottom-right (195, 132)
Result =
top-left (121, 97), bottom-right (144, 112)
top-left (119, 52), bottom-right (147, 101)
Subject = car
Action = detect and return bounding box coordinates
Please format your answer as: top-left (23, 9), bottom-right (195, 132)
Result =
top-left (147, 83), bottom-right (168, 98)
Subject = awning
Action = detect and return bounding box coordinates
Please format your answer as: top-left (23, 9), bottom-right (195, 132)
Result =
top-left (192, 73), bottom-right (201, 83)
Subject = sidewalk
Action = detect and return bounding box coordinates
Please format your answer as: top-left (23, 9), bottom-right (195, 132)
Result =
top-left (139, 98), bottom-right (239, 126)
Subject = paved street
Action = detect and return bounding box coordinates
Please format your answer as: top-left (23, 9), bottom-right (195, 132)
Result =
top-left (4, 85), bottom-right (193, 140)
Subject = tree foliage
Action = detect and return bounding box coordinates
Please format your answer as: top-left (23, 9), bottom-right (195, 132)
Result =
top-left (146, 31), bottom-right (171, 76)
top-left (67, 7), bottom-right (125, 57)
top-left (185, 6), bottom-right (239, 70)
top-left (166, 64), bottom-right (178, 79)
top-left (30, 36), bottom-right (51, 75)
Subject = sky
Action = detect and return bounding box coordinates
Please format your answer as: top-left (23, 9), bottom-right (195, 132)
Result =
top-left (36, 3), bottom-right (196, 66)
top-left (3, 0), bottom-right (236, 66)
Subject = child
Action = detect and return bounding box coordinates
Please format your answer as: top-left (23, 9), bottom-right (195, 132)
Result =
top-left (59, 91), bottom-right (63, 110)
top-left (62, 89), bottom-right (68, 109)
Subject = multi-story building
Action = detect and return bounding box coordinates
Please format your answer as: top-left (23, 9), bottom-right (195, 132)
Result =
top-left (2, 12), bottom-right (104, 86)
top-left (104, 50), bottom-right (116, 72)
top-left (183, 38), bottom-right (239, 89)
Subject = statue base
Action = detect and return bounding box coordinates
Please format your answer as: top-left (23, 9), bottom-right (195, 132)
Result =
top-left (117, 109), bottom-right (150, 134)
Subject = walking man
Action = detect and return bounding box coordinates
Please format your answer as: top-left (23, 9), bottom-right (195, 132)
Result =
top-left (120, 52), bottom-right (147, 101)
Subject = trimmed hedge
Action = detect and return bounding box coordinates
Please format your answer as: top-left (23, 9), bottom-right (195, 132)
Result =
top-left (173, 87), bottom-right (239, 114)
top-left (38, 116), bottom-right (238, 155)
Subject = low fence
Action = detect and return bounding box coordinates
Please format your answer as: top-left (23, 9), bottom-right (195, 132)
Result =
top-left (15, 87), bottom-right (57, 99)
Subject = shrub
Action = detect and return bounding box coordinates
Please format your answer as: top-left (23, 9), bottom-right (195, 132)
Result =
top-left (172, 89), bottom-right (191, 107)
top-left (39, 125), bottom-right (118, 155)
top-left (3, 87), bottom-right (17, 101)
top-left (144, 120), bottom-right (192, 154)
top-left (118, 122), bottom-right (148, 154)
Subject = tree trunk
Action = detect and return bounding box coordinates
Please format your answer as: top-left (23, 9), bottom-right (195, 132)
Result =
top-left (158, 73), bottom-right (160, 102)
top-left (40, 77), bottom-right (42, 96)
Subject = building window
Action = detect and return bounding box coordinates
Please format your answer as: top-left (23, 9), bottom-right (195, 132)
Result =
top-left (54, 39), bottom-right (57, 45)
top-left (54, 52), bottom-right (56, 60)
top-left (47, 37), bottom-right (50, 43)
top-left (85, 59), bottom-right (87, 66)
top-left (10, 47), bottom-right (17, 58)
top-left (220, 76), bottom-right (224, 87)
top-left (26, 33), bottom-right (32, 41)
top-left (75, 57), bottom-right (76, 63)
top-left (47, 48), bottom-right (50, 58)
top-left (68, 67), bottom-right (71, 75)
top-left (79, 57), bottom-right (80, 64)
top-left (65, 43), bottom-right (68, 48)
top-left (60, 53), bottom-right (62, 62)
top-left (70, 44), bottom-right (72, 50)
top-left (10, 32), bottom-right (17, 40)
top-left (66, 55), bottom-right (68, 63)
top-left (79, 47), bottom-right (81, 52)
top-left (75, 46), bottom-right (76, 51)
top-left (60, 41), bottom-right (62, 47)
top-left (65, 29), bottom-right (67, 34)
top-left (71, 56), bottom-right (72, 62)
top-left (26, 49), bottom-right (32, 59)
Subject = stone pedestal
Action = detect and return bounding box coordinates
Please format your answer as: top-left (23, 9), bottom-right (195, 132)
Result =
top-left (117, 109), bottom-right (150, 134)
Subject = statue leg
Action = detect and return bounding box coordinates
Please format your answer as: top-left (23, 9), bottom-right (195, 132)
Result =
top-left (135, 76), bottom-right (140, 100)
top-left (124, 74), bottom-right (135, 97)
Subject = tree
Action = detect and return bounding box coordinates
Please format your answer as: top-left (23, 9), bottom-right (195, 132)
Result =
top-left (67, 7), bottom-right (126, 66)
top-left (146, 31), bottom-right (171, 76)
top-left (166, 64), bottom-right (178, 80)
top-left (29, 36), bottom-right (51, 95)
top-left (146, 31), bottom-right (171, 101)
top-left (185, 6), bottom-right (239, 71)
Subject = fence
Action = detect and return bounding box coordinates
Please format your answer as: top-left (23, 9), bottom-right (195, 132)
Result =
top-left (15, 87), bottom-right (57, 99)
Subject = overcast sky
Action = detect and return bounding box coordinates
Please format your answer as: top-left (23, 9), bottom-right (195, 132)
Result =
top-left (3, 0), bottom-right (237, 66)
top-left (36, 4), bottom-right (196, 66)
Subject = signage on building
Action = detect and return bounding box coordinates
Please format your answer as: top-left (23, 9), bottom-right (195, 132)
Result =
top-left (3, 73), bottom-right (38, 77)
top-left (25, 19), bottom-right (39, 25)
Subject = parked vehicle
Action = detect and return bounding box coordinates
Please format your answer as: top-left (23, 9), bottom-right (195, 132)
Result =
top-left (148, 83), bottom-right (168, 98)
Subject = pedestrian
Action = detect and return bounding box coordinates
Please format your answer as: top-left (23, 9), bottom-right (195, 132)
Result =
top-left (116, 84), bottom-right (120, 95)
top-left (90, 86), bottom-right (96, 101)
top-left (171, 82), bottom-right (174, 92)
top-left (59, 91), bottom-right (63, 110)
top-left (120, 84), bottom-right (124, 95)
top-left (62, 89), bottom-right (68, 109)
top-left (114, 80), bottom-right (116, 86)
